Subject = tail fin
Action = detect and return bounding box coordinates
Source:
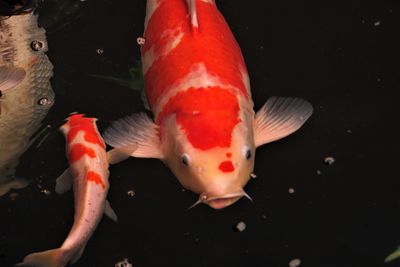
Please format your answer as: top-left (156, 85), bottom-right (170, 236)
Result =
top-left (16, 248), bottom-right (69, 267)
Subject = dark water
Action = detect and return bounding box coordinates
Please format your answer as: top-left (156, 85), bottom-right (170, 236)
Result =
top-left (1, 0), bottom-right (400, 266)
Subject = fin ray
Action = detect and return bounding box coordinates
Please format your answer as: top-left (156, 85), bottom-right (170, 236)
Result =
top-left (106, 146), bottom-right (137, 165)
top-left (104, 200), bottom-right (118, 222)
top-left (55, 169), bottom-right (73, 194)
top-left (0, 66), bottom-right (26, 93)
top-left (254, 97), bottom-right (313, 147)
top-left (16, 248), bottom-right (69, 267)
top-left (103, 113), bottom-right (163, 159)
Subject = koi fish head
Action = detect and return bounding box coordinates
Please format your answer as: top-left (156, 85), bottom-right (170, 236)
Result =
top-left (160, 97), bottom-right (256, 210)
top-left (104, 96), bottom-right (313, 210)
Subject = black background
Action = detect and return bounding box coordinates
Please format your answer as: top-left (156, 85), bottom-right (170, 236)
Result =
top-left (0, 0), bottom-right (399, 266)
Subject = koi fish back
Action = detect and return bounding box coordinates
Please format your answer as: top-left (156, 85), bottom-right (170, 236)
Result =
top-left (142, 0), bottom-right (251, 115)
top-left (104, 0), bottom-right (314, 210)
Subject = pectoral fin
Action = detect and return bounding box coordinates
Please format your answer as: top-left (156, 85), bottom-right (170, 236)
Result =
top-left (103, 113), bottom-right (163, 159)
top-left (106, 146), bottom-right (138, 165)
top-left (0, 66), bottom-right (26, 93)
top-left (55, 169), bottom-right (73, 194)
top-left (254, 97), bottom-right (313, 147)
top-left (104, 200), bottom-right (118, 222)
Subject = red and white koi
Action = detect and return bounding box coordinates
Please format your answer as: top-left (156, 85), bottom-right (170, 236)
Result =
top-left (105, 0), bottom-right (313, 209)
top-left (17, 114), bottom-right (117, 267)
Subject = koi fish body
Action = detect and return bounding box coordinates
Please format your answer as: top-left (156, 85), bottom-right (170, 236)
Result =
top-left (0, 11), bottom-right (54, 196)
top-left (17, 114), bottom-right (117, 267)
top-left (105, 0), bottom-right (313, 209)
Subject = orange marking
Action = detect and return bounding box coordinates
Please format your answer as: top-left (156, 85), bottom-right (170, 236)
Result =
top-left (157, 87), bottom-right (240, 150)
top-left (68, 143), bottom-right (96, 163)
top-left (87, 171), bottom-right (106, 189)
top-left (28, 56), bottom-right (39, 67)
top-left (219, 160), bottom-right (235, 172)
top-left (66, 114), bottom-right (105, 149)
top-left (143, 0), bottom-right (249, 107)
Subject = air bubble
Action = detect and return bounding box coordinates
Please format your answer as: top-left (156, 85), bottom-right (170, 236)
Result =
top-left (115, 258), bottom-right (132, 267)
top-left (31, 40), bottom-right (44, 51)
top-left (41, 189), bottom-right (51, 196)
top-left (233, 221), bottom-right (246, 232)
top-left (289, 258), bottom-right (301, 267)
top-left (137, 37), bottom-right (146, 45)
top-left (323, 156), bottom-right (335, 166)
top-left (38, 97), bottom-right (51, 106)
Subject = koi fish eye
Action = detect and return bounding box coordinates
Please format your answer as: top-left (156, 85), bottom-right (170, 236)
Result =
top-left (243, 146), bottom-right (252, 160)
top-left (31, 40), bottom-right (44, 51)
top-left (181, 153), bottom-right (191, 166)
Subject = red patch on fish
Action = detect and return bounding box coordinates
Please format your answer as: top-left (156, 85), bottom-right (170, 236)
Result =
top-left (226, 152), bottom-right (232, 158)
top-left (219, 160), bottom-right (235, 172)
top-left (66, 114), bottom-right (105, 148)
top-left (143, 0), bottom-right (249, 107)
top-left (87, 171), bottom-right (106, 189)
top-left (68, 143), bottom-right (96, 163)
top-left (157, 87), bottom-right (240, 150)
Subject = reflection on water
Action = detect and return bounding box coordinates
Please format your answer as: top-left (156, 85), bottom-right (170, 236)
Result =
top-left (36, 0), bottom-right (88, 34)
top-left (0, 11), bottom-right (54, 195)
top-left (90, 61), bottom-right (144, 92)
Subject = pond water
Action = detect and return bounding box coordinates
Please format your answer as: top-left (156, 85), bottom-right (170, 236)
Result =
top-left (0, 0), bottom-right (399, 266)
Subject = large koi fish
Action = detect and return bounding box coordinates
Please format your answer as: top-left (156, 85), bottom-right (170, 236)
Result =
top-left (0, 7), bottom-right (54, 196)
top-left (105, 0), bottom-right (313, 209)
top-left (17, 114), bottom-right (117, 267)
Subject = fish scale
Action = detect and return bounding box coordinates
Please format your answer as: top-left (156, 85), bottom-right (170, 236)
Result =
top-left (0, 12), bottom-right (54, 196)
top-left (104, 0), bottom-right (313, 210)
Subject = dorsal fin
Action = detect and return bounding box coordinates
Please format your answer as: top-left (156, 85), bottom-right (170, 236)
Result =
top-left (186, 0), bottom-right (199, 29)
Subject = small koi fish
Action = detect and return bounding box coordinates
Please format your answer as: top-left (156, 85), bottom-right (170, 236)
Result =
top-left (17, 114), bottom-right (119, 267)
top-left (105, 0), bottom-right (313, 210)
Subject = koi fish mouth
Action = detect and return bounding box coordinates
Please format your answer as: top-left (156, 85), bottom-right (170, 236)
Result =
top-left (189, 190), bottom-right (253, 210)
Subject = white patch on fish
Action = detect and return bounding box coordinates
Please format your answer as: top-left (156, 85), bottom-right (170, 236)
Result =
top-left (142, 28), bottom-right (184, 75)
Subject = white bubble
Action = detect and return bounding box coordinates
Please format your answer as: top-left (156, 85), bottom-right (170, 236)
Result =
top-left (41, 189), bottom-right (51, 196)
top-left (235, 221), bottom-right (246, 232)
top-left (289, 258), bottom-right (301, 267)
top-left (324, 156), bottom-right (335, 165)
top-left (137, 37), bottom-right (146, 45)
top-left (115, 258), bottom-right (132, 267)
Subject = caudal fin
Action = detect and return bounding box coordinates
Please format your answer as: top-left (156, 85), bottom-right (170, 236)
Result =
top-left (16, 248), bottom-right (69, 267)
